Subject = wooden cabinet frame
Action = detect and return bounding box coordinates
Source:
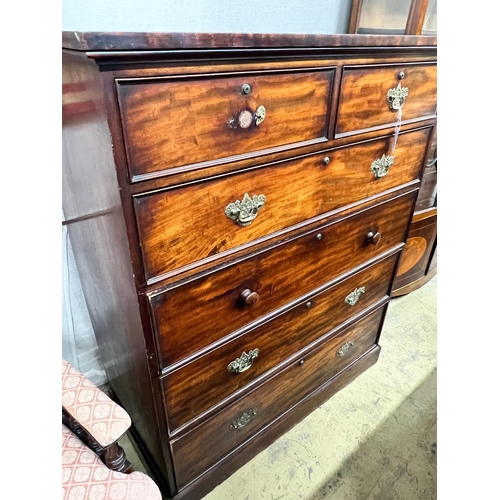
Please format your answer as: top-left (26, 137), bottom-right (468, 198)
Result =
top-left (349, 0), bottom-right (431, 35)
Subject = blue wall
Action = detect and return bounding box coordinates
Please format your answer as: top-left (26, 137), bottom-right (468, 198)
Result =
top-left (62, 0), bottom-right (352, 34)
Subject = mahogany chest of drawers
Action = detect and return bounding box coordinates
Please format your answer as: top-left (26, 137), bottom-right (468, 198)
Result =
top-left (62, 32), bottom-right (437, 499)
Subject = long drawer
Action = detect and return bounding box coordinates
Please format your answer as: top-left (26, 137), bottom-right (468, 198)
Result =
top-left (116, 68), bottom-right (334, 181)
top-left (149, 190), bottom-right (416, 368)
top-left (336, 62), bottom-right (437, 138)
top-left (163, 252), bottom-right (398, 431)
top-left (171, 305), bottom-right (386, 488)
top-left (135, 127), bottom-right (430, 282)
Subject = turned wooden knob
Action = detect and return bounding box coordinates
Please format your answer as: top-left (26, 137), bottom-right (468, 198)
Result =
top-left (241, 289), bottom-right (260, 307)
top-left (366, 231), bottom-right (381, 245)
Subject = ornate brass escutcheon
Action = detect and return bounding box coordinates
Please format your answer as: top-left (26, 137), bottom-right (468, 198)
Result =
top-left (345, 287), bottom-right (366, 306)
top-left (227, 105), bottom-right (266, 129)
top-left (225, 193), bottom-right (266, 226)
top-left (336, 341), bottom-right (354, 357)
top-left (227, 349), bottom-right (260, 373)
top-left (230, 408), bottom-right (257, 430)
top-left (254, 105), bottom-right (266, 125)
top-left (387, 82), bottom-right (409, 110)
top-left (371, 154), bottom-right (394, 179)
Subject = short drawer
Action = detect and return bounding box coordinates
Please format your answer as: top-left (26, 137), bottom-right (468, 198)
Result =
top-left (163, 252), bottom-right (398, 431)
top-left (336, 63), bottom-right (437, 138)
top-left (149, 190), bottom-right (415, 368)
top-left (171, 305), bottom-right (386, 488)
top-left (135, 127), bottom-right (430, 282)
top-left (116, 68), bottom-right (334, 181)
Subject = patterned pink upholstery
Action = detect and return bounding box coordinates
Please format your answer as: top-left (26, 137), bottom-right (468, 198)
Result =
top-left (62, 424), bottom-right (162, 500)
top-left (62, 359), bottom-right (131, 447)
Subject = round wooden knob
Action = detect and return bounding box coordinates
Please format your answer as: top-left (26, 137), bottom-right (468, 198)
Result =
top-left (366, 231), bottom-right (382, 245)
top-left (241, 289), bottom-right (260, 307)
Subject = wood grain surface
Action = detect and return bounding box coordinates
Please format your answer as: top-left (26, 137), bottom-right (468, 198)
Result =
top-left (170, 306), bottom-right (386, 487)
top-left (62, 32), bottom-right (437, 51)
top-left (134, 127), bottom-right (430, 281)
top-left (336, 62), bottom-right (437, 137)
top-left (63, 33), bottom-right (437, 500)
top-left (149, 190), bottom-right (416, 368)
top-left (117, 69), bottom-right (334, 180)
top-left (163, 253), bottom-right (398, 431)
top-left (393, 210), bottom-right (436, 289)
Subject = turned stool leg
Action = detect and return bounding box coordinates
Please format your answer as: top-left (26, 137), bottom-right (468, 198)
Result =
top-left (67, 414), bottom-right (90, 444)
top-left (86, 434), bottom-right (104, 457)
top-left (104, 442), bottom-right (133, 474)
top-left (63, 408), bottom-right (132, 473)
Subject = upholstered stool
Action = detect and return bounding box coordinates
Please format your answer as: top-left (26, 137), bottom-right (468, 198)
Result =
top-left (62, 359), bottom-right (162, 500)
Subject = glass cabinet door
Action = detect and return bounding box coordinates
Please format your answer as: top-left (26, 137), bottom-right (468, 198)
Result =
top-left (351, 0), bottom-right (438, 35)
top-left (358, 0), bottom-right (413, 34)
top-left (422, 0), bottom-right (437, 35)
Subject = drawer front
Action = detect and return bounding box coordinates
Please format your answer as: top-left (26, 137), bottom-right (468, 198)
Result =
top-left (336, 63), bottom-right (437, 137)
top-left (164, 252), bottom-right (399, 431)
top-left (135, 127), bottom-right (430, 282)
top-left (150, 190), bottom-right (416, 367)
top-left (117, 69), bottom-right (334, 181)
top-left (171, 306), bottom-right (386, 488)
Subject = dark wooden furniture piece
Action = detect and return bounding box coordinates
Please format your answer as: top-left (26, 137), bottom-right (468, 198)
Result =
top-left (349, 0), bottom-right (437, 36)
top-left (62, 32), bottom-right (437, 500)
top-left (392, 126), bottom-right (437, 295)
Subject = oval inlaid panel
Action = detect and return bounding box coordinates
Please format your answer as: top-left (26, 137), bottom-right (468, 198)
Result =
top-left (398, 236), bottom-right (427, 275)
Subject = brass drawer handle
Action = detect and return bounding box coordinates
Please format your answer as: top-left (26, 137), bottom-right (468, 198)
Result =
top-left (254, 105), bottom-right (266, 125)
top-left (228, 105), bottom-right (266, 129)
top-left (225, 193), bottom-right (266, 226)
top-left (227, 349), bottom-right (259, 373)
top-left (230, 408), bottom-right (257, 430)
top-left (345, 287), bottom-right (366, 306)
top-left (337, 341), bottom-right (354, 357)
top-left (387, 82), bottom-right (409, 110)
top-left (371, 154), bottom-right (394, 179)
